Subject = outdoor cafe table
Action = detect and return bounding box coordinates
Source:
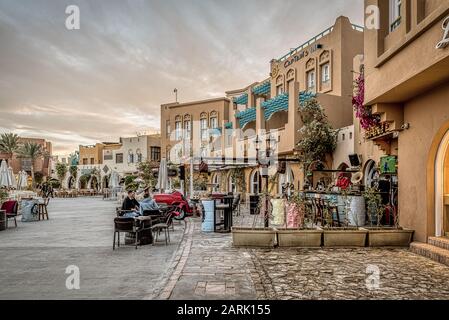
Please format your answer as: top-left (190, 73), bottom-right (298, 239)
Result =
top-left (124, 216), bottom-right (158, 246)
top-left (214, 196), bottom-right (233, 233)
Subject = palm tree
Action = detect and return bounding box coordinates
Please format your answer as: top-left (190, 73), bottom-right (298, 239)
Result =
top-left (0, 133), bottom-right (20, 162)
top-left (17, 142), bottom-right (46, 187)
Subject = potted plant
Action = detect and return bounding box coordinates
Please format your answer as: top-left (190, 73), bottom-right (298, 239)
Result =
top-left (277, 192), bottom-right (323, 247)
top-left (232, 192), bottom-right (276, 248)
top-left (361, 187), bottom-right (414, 247)
top-left (322, 191), bottom-right (368, 247)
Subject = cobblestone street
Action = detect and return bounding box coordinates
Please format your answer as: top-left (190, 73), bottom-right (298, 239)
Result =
top-left (249, 248), bottom-right (449, 300)
top-left (2, 198), bottom-right (449, 300)
top-left (158, 216), bottom-right (449, 300)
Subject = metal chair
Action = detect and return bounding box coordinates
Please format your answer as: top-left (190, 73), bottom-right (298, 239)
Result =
top-left (151, 211), bottom-right (175, 245)
top-left (113, 217), bottom-right (141, 250)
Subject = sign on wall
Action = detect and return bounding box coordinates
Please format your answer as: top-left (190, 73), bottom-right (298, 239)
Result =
top-left (436, 16), bottom-right (449, 49)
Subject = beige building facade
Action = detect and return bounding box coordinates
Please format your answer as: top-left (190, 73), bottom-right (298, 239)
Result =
top-left (160, 16), bottom-right (364, 196)
top-left (360, 0), bottom-right (449, 242)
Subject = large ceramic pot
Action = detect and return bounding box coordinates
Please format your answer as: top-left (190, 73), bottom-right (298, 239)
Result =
top-left (231, 227), bottom-right (277, 248)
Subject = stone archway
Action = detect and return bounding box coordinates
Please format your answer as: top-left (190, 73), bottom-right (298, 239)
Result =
top-left (102, 175), bottom-right (110, 189)
top-left (67, 176), bottom-right (75, 189)
top-left (427, 120), bottom-right (449, 238)
top-left (433, 128), bottom-right (449, 237)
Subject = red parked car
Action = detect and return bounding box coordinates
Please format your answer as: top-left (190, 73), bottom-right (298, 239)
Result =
top-left (153, 191), bottom-right (192, 220)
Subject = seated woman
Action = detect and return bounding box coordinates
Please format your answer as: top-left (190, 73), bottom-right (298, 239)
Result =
top-left (139, 188), bottom-right (159, 216)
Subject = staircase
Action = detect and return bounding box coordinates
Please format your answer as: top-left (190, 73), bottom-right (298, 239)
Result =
top-left (410, 237), bottom-right (449, 266)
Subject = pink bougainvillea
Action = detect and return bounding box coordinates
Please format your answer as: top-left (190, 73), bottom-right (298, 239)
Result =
top-left (352, 74), bottom-right (379, 130)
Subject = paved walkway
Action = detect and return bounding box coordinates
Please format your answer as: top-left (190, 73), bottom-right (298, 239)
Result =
top-left (158, 217), bottom-right (449, 300)
top-left (0, 198), bottom-right (184, 299)
top-left (3, 199), bottom-right (449, 300)
top-left (154, 217), bottom-right (258, 300)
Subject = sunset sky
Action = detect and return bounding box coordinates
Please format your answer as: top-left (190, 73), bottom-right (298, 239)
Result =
top-left (0, 0), bottom-right (363, 156)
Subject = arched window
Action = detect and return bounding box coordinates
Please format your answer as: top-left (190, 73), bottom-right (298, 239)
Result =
top-left (136, 149), bottom-right (142, 163)
top-left (128, 150), bottom-right (134, 163)
top-left (250, 169), bottom-right (262, 194)
top-left (276, 75), bottom-right (284, 95)
top-left (212, 174), bottom-right (220, 192)
top-left (200, 112), bottom-right (208, 141)
top-left (278, 165), bottom-right (295, 195)
top-left (228, 175), bottom-right (236, 193)
top-left (364, 160), bottom-right (378, 188)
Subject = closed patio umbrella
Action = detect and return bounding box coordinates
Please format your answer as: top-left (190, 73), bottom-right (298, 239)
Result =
top-left (0, 160), bottom-right (12, 188)
top-left (156, 158), bottom-right (168, 192)
top-left (9, 166), bottom-right (17, 189)
top-left (110, 171), bottom-right (119, 189)
top-left (20, 171), bottom-right (29, 190)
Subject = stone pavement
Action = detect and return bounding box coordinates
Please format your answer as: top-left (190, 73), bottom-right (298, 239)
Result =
top-left (154, 217), bottom-right (258, 300)
top-left (3, 199), bottom-right (449, 300)
top-left (157, 216), bottom-right (449, 300)
top-left (249, 248), bottom-right (449, 300)
top-left (0, 198), bottom-right (184, 299)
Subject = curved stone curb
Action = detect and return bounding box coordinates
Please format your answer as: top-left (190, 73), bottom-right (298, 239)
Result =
top-left (145, 218), bottom-right (194, 300)
top-left (247, 249), bottom-right (278, 299)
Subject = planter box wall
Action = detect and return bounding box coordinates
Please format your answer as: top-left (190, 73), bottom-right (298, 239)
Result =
top-left (232, 227), bottom-right (277, 248)
top-left (323, 229), bottom-right (368, 247)
top-left (277, 229), bottom-right (323, 247)
top-left (364, 228), bottom-right (414, 247)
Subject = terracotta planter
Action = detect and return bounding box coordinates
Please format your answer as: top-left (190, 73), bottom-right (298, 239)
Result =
top-left (323, 228), bottom-right (368, 247)
top-left (231, 227), bottom-right (277, 248)
top-left (277, 228), bottom-right (323, 247)
top-left (363, 227), bottom-right (414, 247)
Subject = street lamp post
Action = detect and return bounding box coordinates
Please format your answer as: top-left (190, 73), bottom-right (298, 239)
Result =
top-left (255, 135), bottom-right (274, 228)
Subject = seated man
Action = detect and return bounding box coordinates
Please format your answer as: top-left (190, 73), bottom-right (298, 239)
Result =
top-left (121, 190), bottom-right (140, 217)
top-left (139, 189), bottom-right (160, 216)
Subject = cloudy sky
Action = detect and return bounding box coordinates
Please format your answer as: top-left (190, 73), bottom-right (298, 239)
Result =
top-left (0, 0), bottom-right (363, 156)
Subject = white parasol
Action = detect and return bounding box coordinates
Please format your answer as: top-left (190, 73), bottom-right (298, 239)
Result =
top-left (110, 171), bottom-right (119, 189)
top-left (0, 160), bottom-right (12, 188)
top-left (8, 166), bottom-right (17, 189)
top-left (20, 171), bottom-right (29, 189)
top-left (156, 158), bottom-right (168, 192)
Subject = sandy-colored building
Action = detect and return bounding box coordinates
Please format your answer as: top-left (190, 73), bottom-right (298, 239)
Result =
top-left (359, 0), bottom-right (449, 246)
top-left (160, 16), bottom-right (364, 196)
top-left (79, 143), bottom-right (104, 165)
top-left (70, 134), bottom-right (161, 190)
top-left (0, 137), bottom-right (53, 179)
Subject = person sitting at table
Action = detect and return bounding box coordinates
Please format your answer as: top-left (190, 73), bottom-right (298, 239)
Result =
top-left (139, 190), bottom-right (160, 216)
top-left (121, 191), bottom-right (140, 217)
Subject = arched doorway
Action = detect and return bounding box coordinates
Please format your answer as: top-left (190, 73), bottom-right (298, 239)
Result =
top-left (228, 174), bottom-right (236, 193)
top-left (68, 176), bottom-right (75, 189)
top-left (250, 169), bottom-right (262, 194)
top-left (103, 175), bottom-right (109, 189)
top-left (212, 173), bottom-right (220, 192)
top-left (278, 165), bottom-right (295, 195)
top-left (364, 160), bottom-right (379, 189)
top-left (434, 128), bottom-right (449, 237)
top-left (91, 176), bottom-right (99, 190)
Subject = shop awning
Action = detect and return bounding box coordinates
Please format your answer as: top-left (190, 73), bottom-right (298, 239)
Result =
top-left (233, 93), bottom-right (248, 105)
top-left (235, 107), bottom-right (256, 128)
top-left (299, 91), bottom-right (317, 106)
top-left (252, 81), bottom-right (271, 96)
top-left (261, 93), bottom-right (289, 121)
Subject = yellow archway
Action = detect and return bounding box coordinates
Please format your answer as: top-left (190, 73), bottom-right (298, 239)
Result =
top-left (427, 119), bottom-right (449, 238)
